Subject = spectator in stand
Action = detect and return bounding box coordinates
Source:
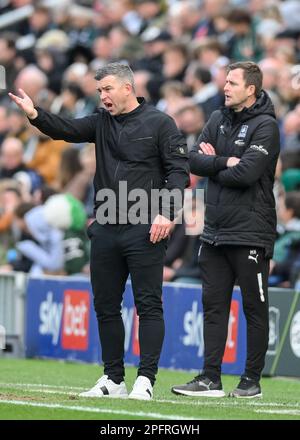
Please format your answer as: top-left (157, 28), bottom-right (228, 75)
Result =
top-left (4, 202), bottom-right (64, 275)
top-left (54, 82), bottom-right (86, 118)
top-left (24, 124), bottom-right (69, 186)
top-left (5, 107), bottom-right (31, 145)
top-left (0, 185), bottom-right (22, 265)
top-left (137, 27), bottom-right (172, 76)
top-left (270, 191), bottom-right (300, 287)
top-left (0, 106), bottom-right (9, 145)
top-left (174, 103), bottom-right (205, 152)
top-left (162, 43), bottom-right (189, 83)
top-left (282, 105), bottom-right (300, 151)
top-left (0, 32), bottom-right (19, 103)
top-left (63, 143), bottom-right (96, 218)
top-left (134, 0), bottom-right (167, 35)
top-left (156, 81), bottom-right (189, 117)
top-left (227, 9), bottom-right (264, 62)
top-left (55, 147), bottom-right (83, 193)
top-left (184, 62), bottom-right (222, 121)
top-left (28, 4), bottom-right (53, 40)
top-left (0, 137), bottom-right (28, 179)
top-left (192, 38), bottom-right (229, 77)
top-left (14, 65), bottom-right (48, 103)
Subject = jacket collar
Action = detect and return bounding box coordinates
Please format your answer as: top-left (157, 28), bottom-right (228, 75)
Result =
top-left (115, 97), bottom-right (146, 122)
top-left (220, 90), bottom-right (276, 124)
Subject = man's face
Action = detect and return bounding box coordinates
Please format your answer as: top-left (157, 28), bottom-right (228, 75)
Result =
top-left (0, 39), bottom-right (15, 65)
top-left (224, 68), bottom-right (254, 111)
top-left (1, 140), bottom-right (23, 170)
top-left (97, 75), bottom-right (130, 115)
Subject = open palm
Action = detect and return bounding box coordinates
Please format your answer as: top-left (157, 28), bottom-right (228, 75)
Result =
top-left (8, 88), bottom-right (37, 119)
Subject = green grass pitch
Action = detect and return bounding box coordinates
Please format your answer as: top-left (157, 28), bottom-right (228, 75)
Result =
top-left (0, 359), bottom-right (299, 420)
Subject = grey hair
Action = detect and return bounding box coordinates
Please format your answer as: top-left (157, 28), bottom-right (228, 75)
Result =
top-left (94, 62), bottom-right (135, 93)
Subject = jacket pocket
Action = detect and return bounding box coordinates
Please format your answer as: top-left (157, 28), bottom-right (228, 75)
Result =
top-left (129, 136), bottom-right (154, 141)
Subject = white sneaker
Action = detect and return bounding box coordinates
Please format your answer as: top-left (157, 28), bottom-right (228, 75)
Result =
top-left (79, 375), bottom-right (128, 398)
top-left (128, 376), bottom-right (153, 400)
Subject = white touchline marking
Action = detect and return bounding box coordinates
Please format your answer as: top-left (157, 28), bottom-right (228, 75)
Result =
top-left (156, 398), bottom-right (300, 409)
top-left (1, 383), bottom-right (299, 410)
top-left (0, 382), bottom-right (85, 390)
top-left (255, 409), bottom-right (300, 416)
top-left (0, 400), bottom-right (200, 420)
top-left (0, 387), bottom-right (75, 396)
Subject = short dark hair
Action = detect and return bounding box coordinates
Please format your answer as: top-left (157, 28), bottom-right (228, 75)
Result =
top-left (227, 61), bottom-right (263, 97)
top-left (194, 66), bottom-right (212, 85)
top-left (227, 9), bottom-right (252, 25)
top-left (94, 62), bottom-right (135, 92)
top-left (0, 31), bottom-right (18, 49)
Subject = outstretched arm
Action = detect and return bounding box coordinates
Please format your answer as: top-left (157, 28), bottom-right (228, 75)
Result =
top-left (9, 89), bottom-right (97, 143)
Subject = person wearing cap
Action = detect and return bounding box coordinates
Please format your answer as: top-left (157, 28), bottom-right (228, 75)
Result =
top-left (9, 62), bottom-right (189, 400)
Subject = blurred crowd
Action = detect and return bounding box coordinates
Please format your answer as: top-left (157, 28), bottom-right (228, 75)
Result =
top-left (0, 0), bottom-right (300, 287)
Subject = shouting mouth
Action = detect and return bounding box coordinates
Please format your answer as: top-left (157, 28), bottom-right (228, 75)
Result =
top-left (104, 102), bottom-right (113, 111)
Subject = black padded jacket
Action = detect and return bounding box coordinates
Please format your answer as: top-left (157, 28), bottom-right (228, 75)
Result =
top-left (189, 91), bottom-right (280, 257)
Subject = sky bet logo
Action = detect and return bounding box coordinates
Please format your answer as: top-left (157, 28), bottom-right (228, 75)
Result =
top-left (39, 290), bottom-right (90, 350)
top-left (182, 299), bottom-right (239, 362)
top-left (62, 290), bottom-right (90, 350)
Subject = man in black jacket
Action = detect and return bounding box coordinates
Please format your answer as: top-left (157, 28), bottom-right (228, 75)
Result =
top-left (9, 63), bottom-right (190, 400)
top-left (172, 61), bottom-right (280, 398)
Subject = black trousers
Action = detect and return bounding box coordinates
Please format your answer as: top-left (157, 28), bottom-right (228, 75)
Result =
top-left (199, 243), bottom-right (270, 382)
top-left (89, 222), bottom-right (166, 385)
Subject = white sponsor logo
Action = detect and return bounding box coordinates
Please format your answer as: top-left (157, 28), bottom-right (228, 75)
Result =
top-left (182, 301), bottom-right (204, 357)
top-left (39, 292), bottom-right (63, 345)
top-left (290, 311), bottom-right (300, 358)
top-left (63, 295), bottom-right (88, 338)
top-left (234, 139), bottom-right (245, 146)
top-left (220, 125), bottom-right (225, 135)
top-left (267, 307), bottom-right (280, 355)
top-left (248, 249), bottom-right (258, 263)
top-left (238, 125), bottom-right (248, 138)
top-left (250, 144), bottom-right (269, 155)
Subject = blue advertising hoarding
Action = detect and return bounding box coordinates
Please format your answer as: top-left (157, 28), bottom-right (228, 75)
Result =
top-left (25, 277), bottom-right (246, 374)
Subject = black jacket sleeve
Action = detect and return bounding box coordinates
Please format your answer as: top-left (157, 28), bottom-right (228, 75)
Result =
top-left (189, 111), bottom-right (228, 176)
top-left (157, 115), bottom-right (190, 220)
top-left (214, 119), bottom-right (280, 188)
top-left (29, 107), bottom-right (98, 143)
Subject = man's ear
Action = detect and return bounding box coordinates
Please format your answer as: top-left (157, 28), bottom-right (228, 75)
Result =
top-left (125, 82), bottom-right (133, 95)
top-left (248, 84), bottom-right (256, 97)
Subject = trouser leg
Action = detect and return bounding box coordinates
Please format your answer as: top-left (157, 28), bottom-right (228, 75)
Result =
top-left (231, 246), bottom-right (270, 381)
top-left (199, 244), bottom-right (235, 381)
top-left (89, 224), bottom-right (129, 384)
top-left (123, 224), bottom-right (166, 385)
